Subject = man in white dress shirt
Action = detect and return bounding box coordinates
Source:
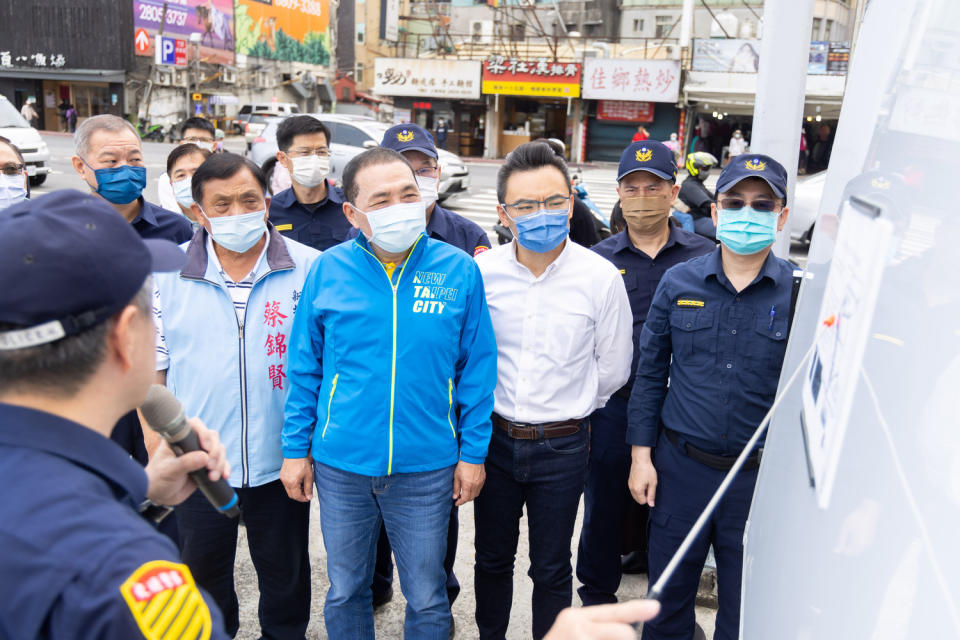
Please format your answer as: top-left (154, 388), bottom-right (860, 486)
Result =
top-left (473, 141), bottom-right (633, 640)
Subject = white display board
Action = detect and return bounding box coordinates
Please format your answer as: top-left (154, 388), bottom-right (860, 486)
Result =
top-left (802, 199), bottom-right (893, 508)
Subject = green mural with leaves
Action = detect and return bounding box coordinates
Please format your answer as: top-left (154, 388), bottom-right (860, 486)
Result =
top-left (234, 1), bottom-right (330, 65)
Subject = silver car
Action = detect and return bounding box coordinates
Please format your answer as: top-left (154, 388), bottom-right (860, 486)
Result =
top-left (248, 114), bottom-right (469, 202)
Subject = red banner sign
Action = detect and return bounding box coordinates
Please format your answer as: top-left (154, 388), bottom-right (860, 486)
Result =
top-left (597, 100), bottom-right (655, 122)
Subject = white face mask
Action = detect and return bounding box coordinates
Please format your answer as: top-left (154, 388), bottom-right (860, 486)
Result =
top-left (360, 200), bottom-right (426, 253)
top-left (290, 155), bottom-right (329, 188)
top-left (415, 175), bottom-right (439, 207)
top-left (203, 208), bottom-right (267, 253)
top-left (0, 173), bottom-right (28, 210)
top-left (172, 177), bottom-right (194, 209)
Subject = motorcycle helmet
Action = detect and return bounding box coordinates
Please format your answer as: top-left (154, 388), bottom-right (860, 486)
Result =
top-left (685, 152), bottom-right (719, 180)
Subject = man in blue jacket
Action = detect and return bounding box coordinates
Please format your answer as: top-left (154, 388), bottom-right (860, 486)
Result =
top-left (281, 147), bottom-right (498, 639)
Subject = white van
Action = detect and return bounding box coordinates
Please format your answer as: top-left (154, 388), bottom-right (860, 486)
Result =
top-left (0, 96), bottom-right (51, 186)
top-left (234, 102), bottom-right (300, 135)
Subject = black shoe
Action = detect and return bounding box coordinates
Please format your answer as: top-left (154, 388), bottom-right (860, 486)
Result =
top-left (372, 586), bottom-right (394, 610)
top-left (620, 551), bottom-right (648, 575)
top-left (449, 617), bottom-right (456, 639)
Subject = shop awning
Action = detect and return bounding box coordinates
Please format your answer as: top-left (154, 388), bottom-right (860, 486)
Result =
top-left (683, 71), bottom-right (847, 118)
top-left (0, 68), bottom-right (125, 83)
top-left (356, 91), bottom-right (385, 104)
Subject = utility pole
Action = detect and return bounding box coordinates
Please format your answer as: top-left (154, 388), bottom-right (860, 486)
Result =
top-left (139, 1), bottom-right (168, 124)
top-left (329, 0), bottom-right (339, 113)
top-left (750, 0), bottom-right (815, 257)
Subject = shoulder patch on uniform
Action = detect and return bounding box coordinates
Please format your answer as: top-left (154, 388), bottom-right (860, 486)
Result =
top-left (120, 560), bottom-right (212, 640)
top-left (274, 223), bottom-right (293, 231)
top-left (677, 299), bottom-right (705, 308)
top-left (473, 245), bottom-right (490, 257)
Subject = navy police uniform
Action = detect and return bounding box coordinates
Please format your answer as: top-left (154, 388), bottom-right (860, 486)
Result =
top-left (0, 190), bottom-right (226, 639)
top-left (629, 156), bottom-right (793, 640)
top-left (269, 182), bottom-right (352, 251)
top-left (0, 404), bottom-right (227, 639)
top-left (577, 141), bottom-right (715, 607)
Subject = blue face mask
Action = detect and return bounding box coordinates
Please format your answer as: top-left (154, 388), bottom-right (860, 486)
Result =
top-left (512, 209), bottom-right (569, 253)
top-left (0, 173), bottom-right (28, 210)
top-left (203, 209), bottom-right (267, 253)
top-left (84, 161), bottom-right (147, 205)
top-left (172, 177), bottom-right (195, 209)
top-left (715, 207), bottom-right (779, 255)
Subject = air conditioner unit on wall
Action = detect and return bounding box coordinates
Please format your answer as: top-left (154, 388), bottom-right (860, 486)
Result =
top-left (256, 70), bottom-right (274, 89)
top-left (222, 68), bottom-right (237, 84)
top-left (173, 69), bottom-right (188, 86)
top-left (154, 69), bottom-right (172, 86)
top-left (470, 20), bottom-right (493, 43)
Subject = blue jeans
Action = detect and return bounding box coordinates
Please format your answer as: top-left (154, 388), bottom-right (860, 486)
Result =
top-left (314, 462), bottom-right (455, 640)
top-left (474, 421), bottom-right (589, 640)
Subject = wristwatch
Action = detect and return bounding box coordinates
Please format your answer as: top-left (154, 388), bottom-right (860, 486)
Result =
top-left (137, 499), bottom-right (173, 525)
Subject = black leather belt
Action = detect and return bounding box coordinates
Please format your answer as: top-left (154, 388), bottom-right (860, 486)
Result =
top-left (664, 428), bottom-right (762, 471)
top-left (495, 415), bottom-right (583, 440)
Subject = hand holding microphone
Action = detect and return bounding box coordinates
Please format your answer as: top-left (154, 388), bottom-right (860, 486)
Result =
top-left (141, 385), bottom-right (240, 518)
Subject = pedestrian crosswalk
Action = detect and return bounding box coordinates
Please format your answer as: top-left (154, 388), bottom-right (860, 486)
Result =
top-left (442, 170), bottom-right (624, 243)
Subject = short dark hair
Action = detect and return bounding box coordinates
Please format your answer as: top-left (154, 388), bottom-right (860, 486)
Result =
top-left (166, 143), bottom-right (211, 175)
top-left (277, 116), bottom-right (331, 153)
top-left (191, 153), bottom-right (267, 204)
top-left (496, 141), bottom-right (571, 204)
top-left (342, 147), bottom-right (415, 205)
top-left (0, 278), bottom-right (152, 396)
top-left (181, 117), bottom-right (215, 137)
top-left (0, 135), bottom-right (25, 165)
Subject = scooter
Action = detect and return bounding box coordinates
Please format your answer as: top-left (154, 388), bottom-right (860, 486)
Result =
top-left (136, 119), bottom-right (165, 142)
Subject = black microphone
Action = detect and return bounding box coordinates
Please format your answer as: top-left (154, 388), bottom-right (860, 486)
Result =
top-left (141, 385), bottom-right (240, 518)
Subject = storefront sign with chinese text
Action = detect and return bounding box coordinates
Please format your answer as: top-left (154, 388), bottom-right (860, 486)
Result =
top-left (481, 56), bottom-right (581, 98)
top-left (597, 100), bottom-right (654, 122)
top-left (374, 59), bottom-right (482, 99)
top-left (583, 59), bottom-right (680, 103)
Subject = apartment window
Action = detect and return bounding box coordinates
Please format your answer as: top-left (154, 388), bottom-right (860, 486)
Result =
top-left (655, 15), bottom-right (673, 38)
top-left (357, 21), bottom-right (365, 43)
top-left (811, 17), bottom-right (822, 40)
top-left (633, 18), bottom-right (644, 32)
top-left (825, 19), bottom-right (834, 40)
top-left (355, 63), bottom-right (364, 83)
top-left (509, 23), bottom-right (525, 41)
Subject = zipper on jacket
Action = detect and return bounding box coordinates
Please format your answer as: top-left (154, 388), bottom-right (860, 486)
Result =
top-left (321, 373), bottom-right (339, 440)
top-left (181, 262), bottom-right (295, 490)
top-left (238, 321), bottom-right (249, 487)
top-left (447, 378), bottom-right (456, 439)
top-left (358, 236), bottom-right (422, 475)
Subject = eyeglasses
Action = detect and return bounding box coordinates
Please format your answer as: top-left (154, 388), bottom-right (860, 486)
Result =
top-left (288, 147), bottom-right (330, 158)
top-left (718, 197), bottom-right (780, 213)
top-left (1, 163), bottom-right (25, 176)
top-left (503, 194), bottom-right (571, 215)
top-left (182, 136), bottom-right (214, 144)
top-left (414, 166), bottom-right (438, 178)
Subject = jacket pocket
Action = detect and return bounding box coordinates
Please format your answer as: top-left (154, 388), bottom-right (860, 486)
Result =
top-left (321, 373), bottom-right (339, 440)
top-left (447, 378), bottom-right (457, 439)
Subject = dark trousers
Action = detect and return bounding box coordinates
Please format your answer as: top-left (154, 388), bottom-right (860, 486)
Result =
top-left (372, 506), bottom-right (461, 605)
top-left (474, 421), bottom-right (589, 640)
top-left (176, 479), bottom-right (311, 639)
top-left (642, 431), bottom-right (757, 640)
top-left (576, 395), bottom-right (648, 606)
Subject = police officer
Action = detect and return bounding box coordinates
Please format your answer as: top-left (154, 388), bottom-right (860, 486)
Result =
top-left (269, 115), bottom-right (351, 251)
top-left (0, 190), bottom-right (230, 638)
top-left (359, 123), bottom-right (491, 618)
top-left (577, 141), bottom-right (715, 607)
top-left (627, 155), bottom-right (793, 640)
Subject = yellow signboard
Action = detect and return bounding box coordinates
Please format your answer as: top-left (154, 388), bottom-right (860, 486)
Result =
top-left (192, 93), bottom-right (202, 101)
top-left (481, 81), bottom-right (581, 98)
